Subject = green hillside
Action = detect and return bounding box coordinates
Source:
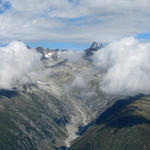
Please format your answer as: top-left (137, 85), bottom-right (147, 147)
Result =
top-left (70, 95), bottom-right (150, 150)
top-left (0, 89), bottom-right (69, 150)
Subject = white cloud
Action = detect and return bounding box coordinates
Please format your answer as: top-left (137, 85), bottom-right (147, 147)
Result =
top-left (71, 76), bottom-right (87, 89)
top-left (58, 50), bottom-right (84, 63)
top-left (0, 0), bottom-right (150, 43)
top-left (0, 41), bottom-right (41, 89)
top-left (93, 37), bottom-right (150, 96)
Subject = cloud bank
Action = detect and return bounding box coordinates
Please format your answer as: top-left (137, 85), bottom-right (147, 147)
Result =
top-left (93, 37), bottom-right (150, 96)
top-left (71, 76), bottom-right (87, 89)
top-left (58, 50), bottom-right (84, 63)
top-left (0, 41), bottom-right (41, 89)
top-left (0, 0), bottom-right (150, 43)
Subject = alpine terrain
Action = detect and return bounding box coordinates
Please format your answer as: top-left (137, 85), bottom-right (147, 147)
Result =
top-left (0, 42), bottom-right (115, 150)
top-left (1, 39), bottom-right (150, 150)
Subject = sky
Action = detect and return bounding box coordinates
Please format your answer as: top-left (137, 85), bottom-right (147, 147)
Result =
top-left (0, 0), bottom-right (150, 50)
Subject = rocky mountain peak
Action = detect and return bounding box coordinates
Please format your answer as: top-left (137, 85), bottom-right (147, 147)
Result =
top-left (84, 41), bottom-right (103, 57)
top-left (90, 41), bottom-right (103, 50)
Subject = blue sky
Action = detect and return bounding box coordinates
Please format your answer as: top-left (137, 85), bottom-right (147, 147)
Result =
top-left (136, 32), bottom-right (150, 40)
top-left (27, 42), bottom-right (90, 50)
top-left (0, 0), bottom-right (150, 50)
top-left (0, 0), bottom-right (11, 13)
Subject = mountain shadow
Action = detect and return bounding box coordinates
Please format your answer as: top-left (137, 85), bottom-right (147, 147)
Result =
top-left (0, 89), bottom-right (19, 98)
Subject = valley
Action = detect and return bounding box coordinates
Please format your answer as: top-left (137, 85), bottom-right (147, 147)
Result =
top-left (0, 43), bottom-right (113, 150)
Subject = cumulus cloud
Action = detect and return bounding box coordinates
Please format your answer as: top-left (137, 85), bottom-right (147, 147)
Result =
top-left (58, 50), bottom-right (84, 63)
top-left (71, 76), bottom-right (87, 89)
top-left (63, 75), bottom-right (97, 105)
top-left (0, 41), bottom-right (41, 89)
top-left (93, 37), bottom-right (150, 96)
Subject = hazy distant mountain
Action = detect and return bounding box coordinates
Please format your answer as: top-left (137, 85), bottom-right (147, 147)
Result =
top-left (36, 42), bottom-right (103, 59)
top-left (36, 46), bottom-right (69, 60)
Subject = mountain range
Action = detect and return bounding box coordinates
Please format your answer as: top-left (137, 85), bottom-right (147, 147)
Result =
top-left (0, 42), bottom-right (149, 150)
top-left (0, 42), bottom-right (110, 150)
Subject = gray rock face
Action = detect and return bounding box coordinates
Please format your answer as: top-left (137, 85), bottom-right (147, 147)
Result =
top-left (36, 47), bottom-right (69, 60)
top-left (85, 42), bottom-right (103, 57)
top-left (90, 42), bottom-right (103, 50)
